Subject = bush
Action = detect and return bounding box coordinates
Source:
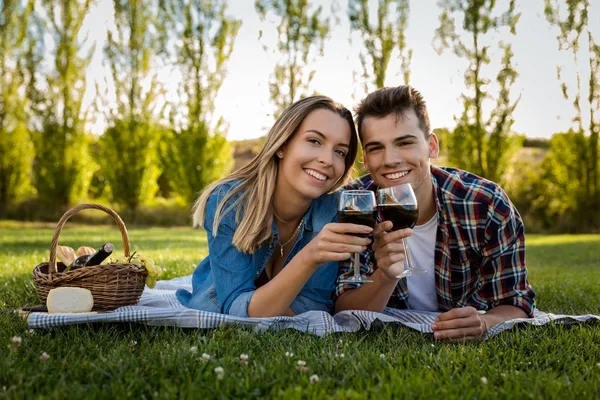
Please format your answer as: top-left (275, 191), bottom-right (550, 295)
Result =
top-left (3, 197), bottom-right (192, 228)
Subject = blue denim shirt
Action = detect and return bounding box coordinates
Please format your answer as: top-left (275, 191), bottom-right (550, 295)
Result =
top-left (176, 181), bottom-right (340, 317)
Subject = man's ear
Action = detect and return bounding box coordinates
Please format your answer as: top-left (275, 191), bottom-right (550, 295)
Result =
top-left (428, 133), bottom-right (440, 158)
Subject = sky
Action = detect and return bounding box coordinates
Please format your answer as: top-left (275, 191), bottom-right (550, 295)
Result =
top-left (81, 0), bottom-right (600, 141)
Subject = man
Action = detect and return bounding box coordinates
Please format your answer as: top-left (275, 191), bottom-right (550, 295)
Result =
top-left (334, 85), bottom-right (535, 341)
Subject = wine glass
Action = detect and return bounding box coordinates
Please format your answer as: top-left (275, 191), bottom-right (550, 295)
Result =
top-left (377, 184), bottom-right (428, 278)
top-left (337, 190), bottom-right (377, 284)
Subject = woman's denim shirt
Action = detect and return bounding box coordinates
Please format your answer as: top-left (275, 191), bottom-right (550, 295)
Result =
top-left (176, 181), bottom-right (340, 317)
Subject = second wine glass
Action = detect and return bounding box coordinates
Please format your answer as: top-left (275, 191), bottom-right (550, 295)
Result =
top-left (377, 184), bottom-right (428, 278)
top-left (337, 190), bottom-right (377, 284)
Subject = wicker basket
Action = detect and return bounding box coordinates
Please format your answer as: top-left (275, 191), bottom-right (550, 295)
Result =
top-left (32, 203), bottom-right (147, 311)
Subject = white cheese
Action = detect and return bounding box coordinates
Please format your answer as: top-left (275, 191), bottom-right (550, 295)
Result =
top-left (46, 287), bottom-right (94, 313)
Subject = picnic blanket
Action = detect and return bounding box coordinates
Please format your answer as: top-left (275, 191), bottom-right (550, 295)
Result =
top-left (27, 276), bottom-right (599, 338)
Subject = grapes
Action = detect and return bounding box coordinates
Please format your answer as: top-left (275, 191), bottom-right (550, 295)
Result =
top-left (110, 252), bottom-right (163, 288)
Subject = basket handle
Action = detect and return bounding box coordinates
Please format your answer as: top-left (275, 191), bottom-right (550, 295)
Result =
top-left (48, 203), bottom-right (131, 274)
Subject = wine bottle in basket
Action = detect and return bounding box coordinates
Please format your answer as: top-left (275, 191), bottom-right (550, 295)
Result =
top-left (70, 243), bottom-right (114, 270)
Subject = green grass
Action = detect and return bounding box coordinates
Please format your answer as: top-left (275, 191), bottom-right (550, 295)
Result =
top-left (1, 225), bottom-right (599, 399)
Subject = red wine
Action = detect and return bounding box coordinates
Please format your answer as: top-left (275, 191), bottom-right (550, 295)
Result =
top-left (378, 204), bottom-right (418, 230)
top-left (338, 210), bottom-right (376, 236)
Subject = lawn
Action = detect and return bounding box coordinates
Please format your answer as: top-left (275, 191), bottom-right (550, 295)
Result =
top-left (1, 223), bottom-right (599, 399)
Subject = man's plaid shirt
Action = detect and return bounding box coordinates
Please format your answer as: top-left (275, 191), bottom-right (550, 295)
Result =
top-left (335, 165), bottom-right (536, 317)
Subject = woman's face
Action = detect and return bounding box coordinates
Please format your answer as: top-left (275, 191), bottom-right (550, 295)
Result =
top-left (277, 108), bottom-right (352, 202)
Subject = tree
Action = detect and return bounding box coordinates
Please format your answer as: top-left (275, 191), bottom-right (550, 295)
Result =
top-left (255, 0), bottom-right (330, 118)
top-left (100, 0), bottom-right (166, 217)
top-left (348, 0), bottom-right (412, 177)
top-left (349, 0), bottom-right (412, 91)
top-left (161, 0), bottom-right (239, 203)
top-left (434, 0), bottom-right (522, 184)
top-left (0, 0), bottom-right (35, 216)
top-left (26, 0), bottom-right (96, 208)
top-left (543, 0), bottom-right (599, 230)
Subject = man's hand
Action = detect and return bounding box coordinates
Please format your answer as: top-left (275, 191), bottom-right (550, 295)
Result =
top-left (371, 221), bottom-right (412, 279)
top-left (430, 306), bottom-right (487, 342)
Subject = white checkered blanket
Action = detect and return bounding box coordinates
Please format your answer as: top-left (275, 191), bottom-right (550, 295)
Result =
top-left (27, 276), bottom-right (599, 338)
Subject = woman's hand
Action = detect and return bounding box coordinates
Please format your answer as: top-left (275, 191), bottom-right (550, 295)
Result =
top-left (301, 223), bottom-right (372, 268)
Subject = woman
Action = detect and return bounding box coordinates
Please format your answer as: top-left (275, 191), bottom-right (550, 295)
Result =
top-left (176, 96), bottom-right (372, 317)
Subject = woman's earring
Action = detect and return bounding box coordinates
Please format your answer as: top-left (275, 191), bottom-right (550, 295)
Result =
top-left (277, 151), bottom-right (283, 158)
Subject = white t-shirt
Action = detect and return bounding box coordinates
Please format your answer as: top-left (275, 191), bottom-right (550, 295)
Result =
top-left (406, 213), bottom-right (438, 311)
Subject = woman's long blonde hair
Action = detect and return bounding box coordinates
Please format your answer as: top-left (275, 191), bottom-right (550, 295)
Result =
top-left (192, 95), bottom-right (359, 253)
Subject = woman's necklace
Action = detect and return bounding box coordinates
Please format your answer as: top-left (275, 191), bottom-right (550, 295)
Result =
top-left (275, 218), bottom-right (304, 257)
top-left (273, 209), bottom-right (294, 224)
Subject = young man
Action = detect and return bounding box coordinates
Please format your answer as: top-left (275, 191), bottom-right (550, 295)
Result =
top-left (334, 85), bottom-right (535, 341)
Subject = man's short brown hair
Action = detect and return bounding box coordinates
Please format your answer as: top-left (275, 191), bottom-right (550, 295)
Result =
top-left (354, 85), bottom-right (431, 140)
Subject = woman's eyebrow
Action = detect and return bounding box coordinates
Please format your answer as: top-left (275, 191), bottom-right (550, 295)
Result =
top-left (306, 130), bottom-right (350, 148)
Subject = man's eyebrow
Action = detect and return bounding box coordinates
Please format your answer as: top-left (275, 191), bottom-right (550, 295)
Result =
top-left (394, 133), bottom-right (419, 141)
top-left (363, 140), bottom-right (383, 148)
top-left (364, 133), bottom-right (419, 148)
top-left (305, 129), bottom-right (350, 148)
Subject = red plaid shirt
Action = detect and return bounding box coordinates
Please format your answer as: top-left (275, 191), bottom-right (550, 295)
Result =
top-left (335, 165), bottom-right (536, 317)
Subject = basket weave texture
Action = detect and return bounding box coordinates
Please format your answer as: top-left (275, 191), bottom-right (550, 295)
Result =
top-left (32, 203), bottom-right (147, 311)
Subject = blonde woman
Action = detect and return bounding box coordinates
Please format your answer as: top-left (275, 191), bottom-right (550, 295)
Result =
top-left (176, 96), bottom-right (372, 317)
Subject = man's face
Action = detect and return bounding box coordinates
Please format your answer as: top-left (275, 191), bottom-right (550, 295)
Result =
top-left (361, 109), bottom-right (439, 201)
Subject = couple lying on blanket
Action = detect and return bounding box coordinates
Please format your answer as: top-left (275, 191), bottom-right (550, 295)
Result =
top-left (176, 85), bottom-right (536, 342)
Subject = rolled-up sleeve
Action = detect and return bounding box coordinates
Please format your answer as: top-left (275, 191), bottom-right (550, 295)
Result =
top-left (203, 190), bottom-right (257, 317)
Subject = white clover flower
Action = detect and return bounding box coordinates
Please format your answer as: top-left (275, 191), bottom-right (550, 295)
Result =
top-left (189, 346), bottom-right (198, 354)
top-left (11, 336), bottom-right (22, 346)
top-left (379, 354), bottom-right (385, 360)
top-left (296, 360), bottom-right (308, 373)
top-left (214, 366), bottom-right (224, 380)
top-left (26, 329), bottom-right (35, 337)
top-left (240, 353), bottom-right (249, 366)
top-left (129, 340), bottom-right (137, 349)
top-left (202, 353), bottom-right (211, 361)
top-left (285, 351), bottom-right (294, 357)
top-left (481, 377), bottom-right (488, 385)
top-left (40, 352), bottom-right (50, 361)
top-left (309, 374), bottom-right (320, 383)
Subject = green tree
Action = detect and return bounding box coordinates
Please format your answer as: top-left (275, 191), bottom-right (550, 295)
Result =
top-left (0, 0), bottom-right (35, 216)
top-left (255, 0), bottom-right (330, 118)
top-left (349, 0), bottom-right (412, 91)
top-left (27, 0), bottom-right (96, 208)
top-left (161, 0), bottom-right (239, 203)
top-left (434, 0), bottom-right (522, 184)
top-left (348, 0), bottom-right (412, 177)
top-left (100, 0), bottom-right (166, 217)
top-left (543, 0), bottom-right (599, 229)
